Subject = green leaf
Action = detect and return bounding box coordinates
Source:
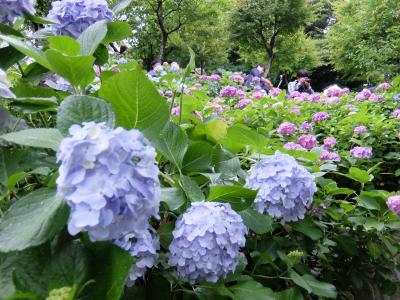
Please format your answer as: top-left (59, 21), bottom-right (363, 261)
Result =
top-left (367, 240), bottom-right (381, 259)
top-left (238, 208), bottom-right (272, 234)
top-left (301, 274), bottom-right (337, 298)
top-left (222, 124), bottom-right (268, 153)
top-left (160, 187), bottom-right (185, 211)
top-left (94, 44), bottom-right (109, 65)
top-left (44, 49), bottom-right (95, 89)
top-left (204, 120), bottom-right (228, 143)
top-left (0, 128), bottom-right (63, 151)
top-left (347, 167), bottom-right (372, 184)
top-left (0, 46), bottom-right (25, 70)
top-left (98, 69), bottom-right (169, 141)
top-left (289, 271), bottom-right (312, 293)
top-left (183, 47), bottom-right (196, 78)
top-left (44, 242), bottom-right (89, 291)
top-left (48, 36), bottom-right (81, 56)
top-left (91, 243), bottom-right (133, 300)
top-left (211, 145), bottom-right (241, 178)
top-left (276, 288), bottom-right (304, 300)
top-left (10, 97), bottom-right (57, 107)
top-left (102, 22), bottom-right (132, 44)
top-left (207, 186), bottom-right (256, 211)
top-left (57, 95), bottom-right (116, 136)
top-left (182, 141), bottom-right (213, 173)
top-left (180, 175), bottom-right (205, 202)
top-left (0, 107), bottom-right (28, 135)
top-left (356, 191), bottom-right (383, 211)
top-left (0, 188), bottom-right (69, 252)
top-left (158, 222), bottom-right (174, 249)
top-left (0, 35), bottom-right (51, 69)
top-left (77, 21), bottom-right (108, 55)
top-left (112, 0), bottom-right (133, 14)
top-left (152, 122), bottom-right (188, 170)
top-left (229, 280), bottom-right (275, 300)
top-left (291, 217), bottom-right (323, 240)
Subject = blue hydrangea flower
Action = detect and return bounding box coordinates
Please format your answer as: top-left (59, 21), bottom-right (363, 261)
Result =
top-left (168, 202), bottom-right (247, 284)
top-left (245, 151), bottom-right (317, 222)
top-left (57, 122), bottom-right (160, 241)
top-left (114, 227), bottom-right (159, 285)
top-left (0, 0), bottom-right (35, 25)
top-left (47, 0), bottom-right (113, 38)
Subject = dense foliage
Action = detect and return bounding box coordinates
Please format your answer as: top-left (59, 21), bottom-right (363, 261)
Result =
top-left (1, 1), bottom-right (400, 300)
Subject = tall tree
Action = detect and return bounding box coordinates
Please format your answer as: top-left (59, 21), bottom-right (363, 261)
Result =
top-left (230, 0), bottom-right (310, 75)
top-left (326, 0), bottom-right (400, 83)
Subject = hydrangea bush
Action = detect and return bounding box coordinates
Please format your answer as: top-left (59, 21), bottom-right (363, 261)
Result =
top-left (0, 3), bottom-right (400, 299)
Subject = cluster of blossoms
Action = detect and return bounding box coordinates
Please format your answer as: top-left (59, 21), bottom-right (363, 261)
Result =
top-left (237, 98), bottom-right (253, 109)
top-left (245, 151), bottom-right (317, 221)
top-left (354, 126), bottom-right (368, 135)
top-left (277, 122), bottom-right (297, 135)
top-left (324, 86), bottom-right (349, 97)
top-left (229, 73), bottom-right (245, 82)
top-left (269, 88), bottom-right (282, 97)
top-left (377, 82), bottom-right (390, 90)
top-left (300, 122), bottom-right (313, 132)
top-left (283, 142), bottom-right (303, 151)
top-left (323, 136), bottom-right (337, 149)
top-left (219, 86), bottom-right (238, 97)
top-left (392, 108), bottom-right (400, 119)
top-left (387, 195), bottom-right (400, 216)
top-left (192, 83), bottom-right (202, 90)
top-left (252, 90), bottom-right (266, 99)
top-left (320, 150), bottom-right (341, 161)
top-left (321, 96), bottom-right (340, 106)
top-left (57, 122), bottom-right (160, 282)
top-left (354, 89), bottom-right (383, 102)
top-left (298, 134), bottom-right (318, 150)
top-left (350, 146), bottom-right (373, 158)
top-left (289, 106), bottom-right (301, 116)
top-left (0, 0), bottom-right (35, 24)
top-left (369, 94), bottom-right (384, 102)
top-left (47, 0), bottom-right (113, 38)
top-left (312, 112), bottom-right (329, 123)
top-left (168, 202), bottom-right (247, 283)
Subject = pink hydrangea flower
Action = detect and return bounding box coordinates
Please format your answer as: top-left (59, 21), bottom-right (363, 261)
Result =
top-left (252, 90), bottom-right (265, 99)
top-left (210, 74), bottom-right (221, 81)
top-left (387, 195), bottom-right (400, 215)
top-left (192, 110), bottom-right (204, 122)
top-left (308, 94), bottom-right (321, 102)
top-left (320, 150), bottom-right (341, 161)
top-left (171, 106), bottom-right (180, 115)
top-left (237, 98), bottom-right (253, 109)
top-left (270, 88), bottom-right (282, 97)
top-left (323, 136), bottom-right (337, 149)
top-left (277, 122), bottom-right (297, 135)
top-left (283, 142), bottom-right (304, 150)
top-left (377, 82), bottom-right (390, 90)
top-left (323, 97), bottom-right (340, 105)
top-left (355, 89), bottom-right (372, 101)
top-left (393, 109), bottom-right (400, 119)
top-left (199, 75), bottom-right (208, 81)
top-left (165, 90), bottom-right (174, 97)
top-left (350, 146), bottom-right (372, 158)
top-left (193, 83), bottom-right (202, 90)
top-left (289, 106), bottom-right (301, 116)
top-left (235, 89), bottom-right (246, 98)
top-left (312, 112), bottom-right (329, 123)
top-left (287, 91), bottom-right (301, 98)
top-left (354, 126), bottom-right (368, 135)
top-left (300, 122), bottom-right (313, 132)
top-left (298, 134), bottom-right (317, 150)
top-left (220, 86), bottom-right (238, 97)
top-left (369, 94), bottom-right (383, 101)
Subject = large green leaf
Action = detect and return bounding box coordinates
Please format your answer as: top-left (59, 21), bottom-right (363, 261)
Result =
top-left (180, 175), bottom-right (205, 202)
top-left (160, 187), bottom-right (185, 211)
top-left (222, 124), bottom-right (268, 153)
top-left (291, 217), bottom-right (323, 240)
top-left (229, 280), bottom-right (275, 300)
top-left (112, 0), bottom-right (133, 14)
top-left (91, 243), bottom-right (133, 300)
top-left (211, 145), bottom-right (241, 178)
top-left (0, 128), bottom-right (63, 151)
top-left (183, 47), bottom-right (196, 78)
top-left (98, 69), bottom-right (169, 140)
top-left (0, 188), bottom-right (69, 252)
top-left (291, 272), bottom-right (337, 299)
top-left (207, 186), bottom-right (256, 211)
top-left (347, 167), bottom-right (372, 184)
top-left (57, 95), bottom-right (116, 135)
top-left (238, 208), bottom-right (272, 234)
top-left (102, 22), bottom-right (132, 44)
top-left (45, 49), bottom-right (95, 89)
top-left (0, 107), bottom-right (28, 135)
top-left (0, 35), bottom-right (51, 69)
top-left (276, 288), bottom-right (304, 300)
top-left (182, 141), bottom-right (213, 173)
top-left (152, 122), bottom-right (188, 170)
top-left (48, 36), bottom-right (80, 56)
top-left (77, 21), bottom-right (108, 55)
top-left (0, 46), bottom-right (25, 70)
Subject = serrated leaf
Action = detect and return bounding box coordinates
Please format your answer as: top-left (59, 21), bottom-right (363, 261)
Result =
top-left (160, 187), bottom-right (185, 211)
top-left (207, 186), bottom-right (256, 211)
top-left (229, 280), bottom-right (275, 300)
top-left (57, 95), bottom-right (116, 135)
top-left (180, 175), bottom-right (205, 202)
top-left (77, 21), bottom-right (108, 55)
top-left (239, 208), bottom-right (272, 234)
top-left (0, 128), bottom-right (63, 151)
top-left (0, 188), bottom-right (69, 252)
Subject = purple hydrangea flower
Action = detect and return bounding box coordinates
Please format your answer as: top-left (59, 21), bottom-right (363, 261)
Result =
top-left (283, 142), bottom-right (303, 150)
top-left (312, 112), bottom-right (329, 123)
top-left (252, 90), bottom-right (265, 99)
top-left (354, 126), bottom-right (368, 135)
top-left (277, 122), bottom-right (297, 135)
top-left (193, 83), bottom-right (202, 90)
top-left (298, 134), bottom-right (317, 150)
top-left (354, 89), bottom-right (372, 101)
top-left (168, 202), bottom-right (247, 284)
top-left (171, 106), bottom-right (180, 115)
top-left (320, 150), bottom-right (341, 161)
top-left (393, 109), bottom-right (400, 119)
top-left (323, 136), bottom-right (337, 149)
top-left (323, 96), bottom-right (340, 105)
top-left (237, 98), bottom-right (253, 109)
top-left (350, 146), bottom-right (373, 158)
top-left (219, 86), bottom-right (238, 97)
top-left (377, 82), bottom-right (390, 90)
top-left (369, 94), bottom-right (383, 101)
top-left (47, 0), bottom-right (113, 38)
top-left (308, 93), bottom-right (321, 102)
top-left (57, 122), bottom-right (160, 241)
top-left (300, 122), bottom-right (313, 132)
top-left (387, 195), bottom-right (400, 215)
top-left (235, 89), bottom-right (246, 98)
top-left (270, 88), bottom-right (282, 97)
top-left (289, 106), bottom-right (301, 115)
top-left (210, 74), bottom-right (221, 81)
top-left (245, 151), bottom-right (317, 221)
top-left (0, 0), bottom-right (35, 25)
top-left (114, 228), bottom-right (159, 285)
top-left (170, 62), bottom-right (180, 73)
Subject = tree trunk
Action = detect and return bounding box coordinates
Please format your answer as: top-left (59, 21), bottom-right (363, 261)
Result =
top-left (159, 34), bottom-right (168, 61)
top-left (265, 51), bottom-right (274, 77)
